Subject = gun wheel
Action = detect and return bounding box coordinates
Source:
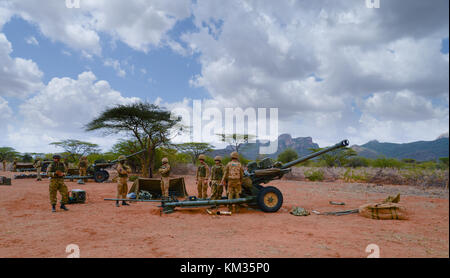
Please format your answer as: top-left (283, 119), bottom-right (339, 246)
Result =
top-left (257, 186), bottom-right (283, 213)
top-left (94, 170), bottom-right (109, 183)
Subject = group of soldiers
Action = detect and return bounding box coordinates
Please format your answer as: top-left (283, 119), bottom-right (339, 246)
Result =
top-left (161, 151), bottom-right (244, 213)
top-left (4, 150), bottom-right (245, 213)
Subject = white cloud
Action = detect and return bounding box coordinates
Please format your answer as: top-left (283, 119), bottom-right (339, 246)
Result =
top-left (0, 96), bottom-right (13, 128)
top-left (7, 71), bottom-right (140, 152)
top-left (180, 0), bottom-right (449, 145)
top-left (25, 36), bottom-right (39, 46)
top-left (104, 58), bottom-right (126, 78)
top-left (0, 33), bottom-right (43, 98)
top-left (1, 0), bottom-right (192, 55)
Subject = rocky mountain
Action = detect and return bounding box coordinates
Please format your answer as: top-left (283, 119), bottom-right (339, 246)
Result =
top-left (351, 137), bottom-right (449, 161)
top-left (208, 133), bottom-right (449, 162)
top-left (208, 134), bottom-right (319, 160)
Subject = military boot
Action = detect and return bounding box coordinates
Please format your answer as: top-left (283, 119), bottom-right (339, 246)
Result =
top-left (52, 205), bottom-right (56, 213)
top-left (60, 204), bottom-right (69, 211)
top-left (122, 201), bottom-right (130, 206)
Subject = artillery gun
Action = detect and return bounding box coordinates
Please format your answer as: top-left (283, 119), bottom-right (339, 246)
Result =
top-left (106, 140), bottom-right (349, 213)
top-left (65, 150), bottom-right (146, 183)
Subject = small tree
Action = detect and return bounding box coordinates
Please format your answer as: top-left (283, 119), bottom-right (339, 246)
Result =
top-left (50, 139), bottom-right (100, 161)
top-left (217, 133), bottom-right (255, 153)
top-left (175, 142), bottom-right (214, 164)
top-left (85, 102), bottom-right (182, 177)
top-left (277, 148), bottom-right (298, 164)
top-left (310, 147), bottom-right (357, 167)
top-left (0, 147), bottom-right (19, 162)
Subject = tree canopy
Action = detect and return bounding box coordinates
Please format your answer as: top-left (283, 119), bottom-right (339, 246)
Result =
top-left (175, 142), bottom-right (214, 164)
top-left (277, 148), bottom-right (299, 164)
top-left (50, 139), bottom-right (100, 161)
top-left (0, 147), bottom-right (20, 162)
top-left (217, 133), bottom-right (255, 153)
top-left (85, 102), bottom-right (182, 177)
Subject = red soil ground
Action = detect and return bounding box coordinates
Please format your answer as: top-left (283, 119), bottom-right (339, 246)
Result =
top-left (0, 170), bottom-right (448, 258)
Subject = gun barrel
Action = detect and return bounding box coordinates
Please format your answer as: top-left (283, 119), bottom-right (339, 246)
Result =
top-left (110, 149), bottom-right (146, 164)
top-left (281, 139), bottom-right (349, 169)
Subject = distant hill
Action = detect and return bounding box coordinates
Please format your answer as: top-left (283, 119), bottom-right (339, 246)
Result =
top-left (208, 134), bottom-right (319, 160)
top-left (352, 138), bottom-right (449, 161)
top-left (207, 133), bottom-right (449, 162)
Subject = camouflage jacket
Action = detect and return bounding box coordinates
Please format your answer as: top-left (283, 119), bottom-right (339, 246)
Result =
top-left (158, 164), bottom-right (171, 178)
top-left (210, 164), bottom-right (224, 180)
top-left (196, 163), bottom-right (210, 179)
top-left (47, 162), bottom-right (67, 178)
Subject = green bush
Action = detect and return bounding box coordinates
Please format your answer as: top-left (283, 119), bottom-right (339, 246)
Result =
top-left (346, 156), bottom-right (369, 168)
top-left (370, 156), bottom-right (404, 169)
top-left (304, 169), bottom-right (324, 181)
top-left (277, 148), bottom-right (298, 164)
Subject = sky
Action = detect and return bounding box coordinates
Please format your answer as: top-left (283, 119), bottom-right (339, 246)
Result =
top-left (0, 0), bottom-right (448, 154)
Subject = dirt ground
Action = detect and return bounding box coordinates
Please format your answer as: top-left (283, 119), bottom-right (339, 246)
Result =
top-left (0, 170), bottom-right (448, 258)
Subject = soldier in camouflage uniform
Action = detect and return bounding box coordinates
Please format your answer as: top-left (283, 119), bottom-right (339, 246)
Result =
top-left (115, 155), bottom-right (131, 207)
top-left (78, 156), bottom-right (88, 184)
top-left (47, 155), bottom-right (69, 212)
top-left (210, 156), bottom-right (224, 200)
top-left (2, 159), bottom-right (6, 171)
top-left (196, 154), bottom-right (210, 199)
top-left (34, 158), bottom-right (42, 181)
top-left (158, 157), bottom-right (171, 199)
top-left (12, 159), bottom-right (17, 172)
top-left (221, 151), bottom-right (244, 213)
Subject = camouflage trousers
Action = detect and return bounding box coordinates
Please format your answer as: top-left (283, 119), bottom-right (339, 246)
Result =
top-left (49, 178), bottom-right (69, 205)
top-left (79, 168), bottom-right (87, 181)
top-left (210, 180), bottom-right (223, 200)
top-left (197, 177), bottom-right (208, 199)
top-left (36, 167), bottom-right (42, 180)
top-left (227, 179), bottom-right (242, 212)
top-left (160, 177), bottom-right (170, 198)
top-left (2, 162), bottom-right (6, 171)
top-left (117, 177), bottom-right (128, 199)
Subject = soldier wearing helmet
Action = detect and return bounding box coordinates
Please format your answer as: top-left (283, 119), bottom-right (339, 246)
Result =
top-left (47, 154), bottom-right (69, 212)
top-left (196, 154), bottom-right (210, 199)
top-left (78, 156), bottom-right (89, 184)
top-left (115, 155), bottom-right (131, 207)
top-left (34, 157), bottom-right (42, 181)
top-left (221, 151), bottom-right (244, 213)
top-left (158, 157), bottom-right (171, 199)
top-left (210, 156), bottom-right (225, 200)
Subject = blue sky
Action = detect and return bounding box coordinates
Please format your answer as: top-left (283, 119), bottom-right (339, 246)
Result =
top-left (0, 0), bottom-right (448, 153)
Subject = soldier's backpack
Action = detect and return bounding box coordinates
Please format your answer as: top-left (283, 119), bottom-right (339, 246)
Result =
top-left (228, 162), bottom-right (241, 179)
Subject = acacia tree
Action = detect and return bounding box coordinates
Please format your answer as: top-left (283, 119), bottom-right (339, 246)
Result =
top-left (85, 102), bottom-right (182, 177)
top-left (309, 147), bottom-right (357, 167)
top-left (50, 139), bottom-right (100, 161)
top-left (217, 133), bottom-right (255, 153)
top-left (0, 147), bottom-right (19, 162)
top-left (175, 142), bottom-right (214, 164)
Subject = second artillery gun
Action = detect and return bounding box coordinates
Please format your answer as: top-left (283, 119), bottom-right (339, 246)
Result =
top-left (65, 150), bottom-right (146, 183)
top-left (154, 139), bottom-right (350, 213)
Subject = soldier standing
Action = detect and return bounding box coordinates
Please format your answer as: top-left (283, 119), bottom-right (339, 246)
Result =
top-left (158, 157), bottom-right (171, 200)
top-left (47, 155), bottom-right (69, 212)
top-left (2, 159), bottom-right (6, 171)
top-left (12, 159), bottom-right (17, 172)
top-left (34, 157), bottom-right (42, 181)
top-left (115, 155), bottom-right (131, 207)
top-left (221, 152), bottom-right (244, 213)
top-left (196, 154), bottom-right (210, 199)
top-left (210, 156), bottom-right (224, 200)
top-left (78, 156), bottom-right (88, 184)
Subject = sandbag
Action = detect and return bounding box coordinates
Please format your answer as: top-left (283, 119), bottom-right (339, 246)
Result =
top-left (359, 202), bottom-right (408, 220)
